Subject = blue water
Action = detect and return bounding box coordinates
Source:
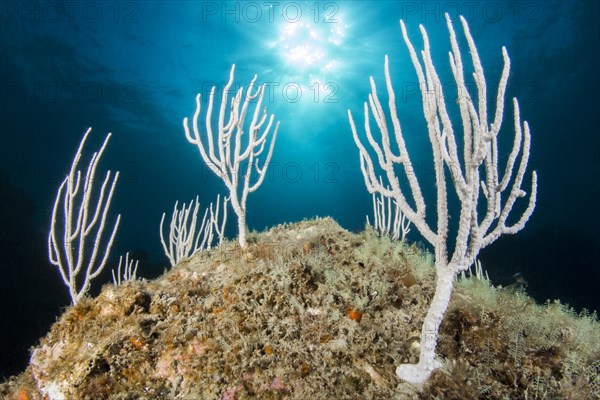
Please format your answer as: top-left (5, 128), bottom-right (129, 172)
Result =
top-left (1, 0), bottom-right (598, 378)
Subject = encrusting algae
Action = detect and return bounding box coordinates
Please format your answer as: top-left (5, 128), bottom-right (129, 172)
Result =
top-left (1, 217), bottom-right (599, 399)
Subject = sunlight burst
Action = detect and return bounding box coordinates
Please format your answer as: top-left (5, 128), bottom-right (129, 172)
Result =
top-left (277, 19), bottom-right (345, 74)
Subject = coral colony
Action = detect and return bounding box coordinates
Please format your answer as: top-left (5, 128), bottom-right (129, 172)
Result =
top-left (349, 14), bottom-right (536, 385)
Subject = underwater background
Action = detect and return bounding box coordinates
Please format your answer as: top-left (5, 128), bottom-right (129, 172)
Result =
top-left (0, 0), bottom-right (598, 379)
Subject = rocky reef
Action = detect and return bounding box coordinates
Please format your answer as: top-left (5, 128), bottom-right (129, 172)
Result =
top-left (1, 218), bottom-right (598, 399)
